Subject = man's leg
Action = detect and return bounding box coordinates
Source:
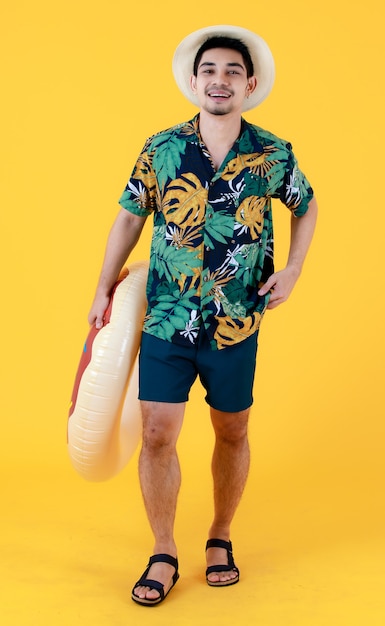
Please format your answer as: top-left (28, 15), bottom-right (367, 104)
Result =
top-left (133, 400), bottom-right (185, 601)
top-left (206, 407), bottom-right (251, 584)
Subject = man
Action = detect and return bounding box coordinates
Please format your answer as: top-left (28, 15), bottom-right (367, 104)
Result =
top-left (88, 25), bottom-right (317, 606)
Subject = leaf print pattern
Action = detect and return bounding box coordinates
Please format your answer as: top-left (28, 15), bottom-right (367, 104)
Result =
top-left (235, 196), bottom-right (266, 240)
top-left (165, 223), bottom-right (202, 250)
top-left (144, 288), bottom-right (199, 341)
top-left (150, 236), bottom-right (201, 284)
top-left (201, 268), bottom-right (234, 314)
top-left (152, 136), bottom-right (187, 191)
top-left (213, 312), bottom-right (263, 350)
top-left (163, 172), bottom-right (208, 227)
top-left (221, 152), bottom-right (267, 180)
top-left (119, 115), bottom-right (314, 349)
top-left (203, 210), bottom-right (234, 249)
top-left (233, 244), bottom-right (261, 286)
top-left (180, 309), bottom-right (201, 343)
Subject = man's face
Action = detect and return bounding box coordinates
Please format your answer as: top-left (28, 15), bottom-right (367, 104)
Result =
top-left (190, 47), bottom-right (257, 116)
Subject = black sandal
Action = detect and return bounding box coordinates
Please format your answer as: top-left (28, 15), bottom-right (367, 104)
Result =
top-left (131, 553), bottom-right (179, 606)
top-left (205, 539), bottom-right (240, 587)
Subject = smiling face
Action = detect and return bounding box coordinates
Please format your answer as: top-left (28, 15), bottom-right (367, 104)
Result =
top-left (190, 47), bottom-right (257, 117)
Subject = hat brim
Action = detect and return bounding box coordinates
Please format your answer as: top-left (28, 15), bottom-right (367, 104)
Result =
top-left (172, 25), bottom-right (275, 112)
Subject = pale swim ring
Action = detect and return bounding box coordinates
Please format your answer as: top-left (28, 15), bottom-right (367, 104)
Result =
top-left (68, 261), bottom-right (148, 481)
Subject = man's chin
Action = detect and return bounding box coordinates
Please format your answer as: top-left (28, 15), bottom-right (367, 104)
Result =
top-left (204, 104), bottom-right (232, 116)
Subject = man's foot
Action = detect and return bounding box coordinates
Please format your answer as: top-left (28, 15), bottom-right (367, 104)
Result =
top-left (205, 539), bottom-right (240, 586)
top-left (132, 554), bottom-right (179, 606)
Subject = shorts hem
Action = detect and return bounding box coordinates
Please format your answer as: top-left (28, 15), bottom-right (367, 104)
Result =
top-left (205, 398), bottom-right (253, 413)
top-left (138, 393), bottom-right (190, 404)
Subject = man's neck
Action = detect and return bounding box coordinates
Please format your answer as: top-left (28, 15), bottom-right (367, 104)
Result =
top-left (198, 110), bottom-right (242, 152)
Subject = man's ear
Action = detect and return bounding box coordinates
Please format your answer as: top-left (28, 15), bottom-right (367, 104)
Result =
top-left (190, 74), bottom-right (197, 94)
top-left (246, 76), bottom-right (258, 96)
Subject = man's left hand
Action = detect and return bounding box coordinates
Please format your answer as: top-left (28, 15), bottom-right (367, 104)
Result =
top-left (258, 266), bottom-right (301, 310)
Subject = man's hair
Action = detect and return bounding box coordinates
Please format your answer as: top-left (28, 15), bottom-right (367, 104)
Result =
top-left (193, 36), bottom-right (254, 78)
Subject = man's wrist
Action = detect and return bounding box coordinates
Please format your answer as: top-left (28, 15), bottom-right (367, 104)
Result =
top-left (285, 262), bottom-right (302, 278)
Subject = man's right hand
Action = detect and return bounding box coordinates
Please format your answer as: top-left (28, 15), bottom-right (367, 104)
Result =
top-left (86, 208), bottom-right (147, 330)
top-left (88, 293), bottom-right (111, 329)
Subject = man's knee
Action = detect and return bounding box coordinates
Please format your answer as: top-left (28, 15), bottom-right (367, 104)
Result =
top-left (210, 408), bottom-right (250, 443)
top-left (140, 401), bottom-right (185, 448)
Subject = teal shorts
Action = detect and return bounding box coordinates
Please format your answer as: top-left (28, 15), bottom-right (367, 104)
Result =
top-left (138, 328), bottom-right (259, 412)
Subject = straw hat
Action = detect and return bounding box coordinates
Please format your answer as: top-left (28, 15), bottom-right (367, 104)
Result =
top-left (172, 25), bottom-right (275, 111)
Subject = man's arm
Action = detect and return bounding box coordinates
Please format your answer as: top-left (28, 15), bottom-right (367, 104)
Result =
top-left (88, 208), bottom-right (147, 328)
top-left (258, 196), bottom-right (318, 309)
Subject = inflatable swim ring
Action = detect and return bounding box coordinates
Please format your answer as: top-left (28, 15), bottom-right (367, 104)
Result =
top-left (68, 260), bottom-right (148, 481)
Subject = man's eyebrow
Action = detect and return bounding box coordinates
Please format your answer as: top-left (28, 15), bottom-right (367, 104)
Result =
top-left (199, 61), bottom-right (245, 70)
top-left (227, 62), bottom-right (245, 69)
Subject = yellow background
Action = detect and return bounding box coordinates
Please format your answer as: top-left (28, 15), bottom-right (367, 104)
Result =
top-left (1, 0), bottom-right (384, 624)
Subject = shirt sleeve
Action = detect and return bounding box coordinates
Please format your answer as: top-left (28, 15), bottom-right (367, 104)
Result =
top-left (118, 145), bottom-right (157, 218)
top-left (277, 144), bottom-right (314, 217)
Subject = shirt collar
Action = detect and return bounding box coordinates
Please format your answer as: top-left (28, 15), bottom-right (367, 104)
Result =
top-left (189, 113), bottom-right (248, 145)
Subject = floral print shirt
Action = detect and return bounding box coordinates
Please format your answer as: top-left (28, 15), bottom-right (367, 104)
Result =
top-left (119, 115), bottom-right (313, 350)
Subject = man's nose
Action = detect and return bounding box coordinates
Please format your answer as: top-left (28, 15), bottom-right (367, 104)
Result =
top-left (213, 71), bottom-right (229, 85)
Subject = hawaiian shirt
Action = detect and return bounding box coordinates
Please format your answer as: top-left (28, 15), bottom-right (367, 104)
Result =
top-left (119, 115), bottom-right (313, 350)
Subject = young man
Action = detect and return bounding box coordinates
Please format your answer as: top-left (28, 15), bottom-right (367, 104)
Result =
top-left (88, 25), bottom-right (317, 606)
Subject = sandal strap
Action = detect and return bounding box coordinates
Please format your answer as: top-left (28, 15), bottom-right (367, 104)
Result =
top-left (206, 538), bottom-right (233, 552)
top-left (206, 564), bottom-right (238, 576)
top-left (134, 577), bottom-right (165, 600)
top-left (133, 553), bottom-right (179, 596)
top-left (148, 553), bottom-right (178, 569)
top-left (205, 538), bottom-right (237, 571)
